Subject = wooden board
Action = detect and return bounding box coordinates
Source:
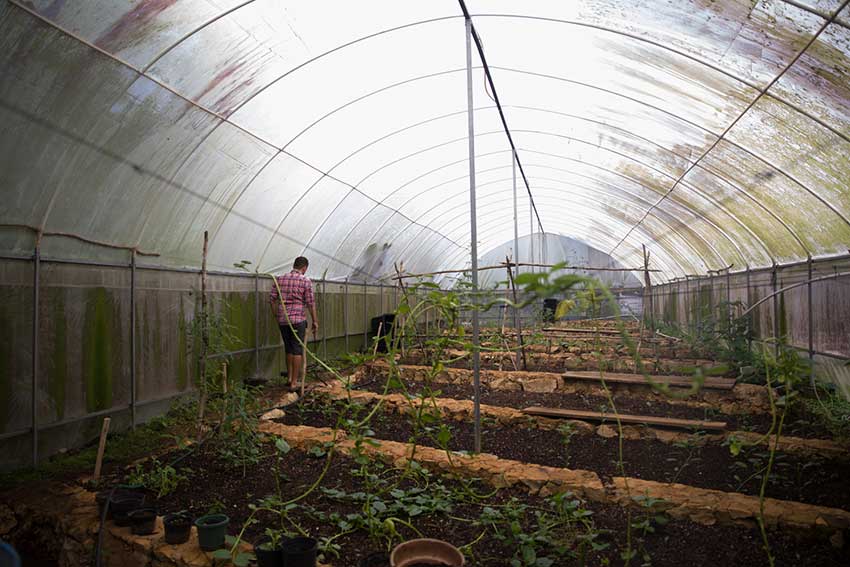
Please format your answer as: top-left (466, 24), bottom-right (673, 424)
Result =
top-left (543, 327), bottom-right (625, 335)
top-left (562, 370), bottom-right (736, 391)
top-left (523, 406), bottom-right (727, 431)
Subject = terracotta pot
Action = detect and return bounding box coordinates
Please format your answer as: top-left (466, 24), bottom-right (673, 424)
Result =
top-left (390, 539), bottom-right (464, 567)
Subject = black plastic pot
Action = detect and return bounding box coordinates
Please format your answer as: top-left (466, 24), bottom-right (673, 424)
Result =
top-left (253, 535), bottom-right (283, 567)
top-left (128, 508), bottom-right (158, 535)
top-left (281, 537), bottom-right (317, 567)
top-left (163, 513), bottom-right (193, 545)
top-left (359, 552), bottom-right (389, 567)
top-left (111, 494), bottom-right (146, 527)
top-left (96, 488), bottom-right (135, 520)
top-left (195, 514), bottom-right (229, 551)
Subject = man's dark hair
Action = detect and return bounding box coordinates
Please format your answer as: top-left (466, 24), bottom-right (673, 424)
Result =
top-left (293, 256), bottom-right (309, 270)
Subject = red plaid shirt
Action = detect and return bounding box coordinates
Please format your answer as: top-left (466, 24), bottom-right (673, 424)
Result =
top-left (270, 270), bottom-right (314, 325)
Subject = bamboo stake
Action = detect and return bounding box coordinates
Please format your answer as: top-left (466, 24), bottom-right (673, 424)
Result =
top-left (373, 322), bottom-right (383, 356)
top-left (505, 255), bottom-right (527, 370)
top-left (93, 417), bottom-right (111, 481)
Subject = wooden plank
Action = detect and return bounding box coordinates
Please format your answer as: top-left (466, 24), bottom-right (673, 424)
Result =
top-left (543, 327), bottom-right (625, 335)
top-left (523, 406), bottom-right (727, 431)
top-left (562, 371), bottom-right (736, 391)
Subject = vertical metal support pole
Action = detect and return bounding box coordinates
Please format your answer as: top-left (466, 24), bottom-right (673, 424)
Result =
top-left (771, 264), bottom-right (779, 355)
top-left (31, 241), bottom-right (41, 466)
top-left (363, 280), bottom-right (368, 351)
top-left (746, 266), bottom-right (752, 352)
top-left (254, 272), bottom-right (260, 375)
top-left (130, 250), bottom-right (137, 429)
top-left (807, 256), bottom-right (814, 381)
top-left (321, 279), bottom-right (327, 359)
top-left (379, 282), bottom-right (384, 314)
top-left (343, 278), bottom-right (350, 353)
top-left (512, 150), bottom-right (522, 369)
top-left (726, 268), bottom-right (732, 327)
top-left (529, 202), bottom-right (534, 274)
top-left (465, 16), bottom-right (482, 454)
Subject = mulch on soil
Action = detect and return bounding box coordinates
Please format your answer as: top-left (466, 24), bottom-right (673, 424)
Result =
top-left (280, 397), bottom-right (850, 512)
top-left (139, 442), bottom-right (844, 566)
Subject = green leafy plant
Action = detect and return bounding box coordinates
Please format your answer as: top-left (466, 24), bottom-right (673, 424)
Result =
top-left (125, 458), bottom-right (189, 499)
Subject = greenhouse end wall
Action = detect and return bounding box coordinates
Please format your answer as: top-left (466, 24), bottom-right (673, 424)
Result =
top-left (0, 256), bottom-right (401, 471)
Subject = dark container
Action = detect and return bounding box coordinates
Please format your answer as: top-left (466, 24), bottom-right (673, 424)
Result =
top-left (111, 494), bottom-right (145, 527)
top-left (359, 552), bottom-right (389, 567)
top-left (163, 513), bottom-right (192, 545)
top-left (128, 508), bottom-right (158, 535)
top-left (253, 535), bottom-right (283, 567)
top-left (281, 536), bottom-right (317, 567)
top-left (370, 314), bottom-right (396, 353)
top-left (195, 514), bottom-right (229, 551)
top-left (542, 298), bottom-right (558, 322)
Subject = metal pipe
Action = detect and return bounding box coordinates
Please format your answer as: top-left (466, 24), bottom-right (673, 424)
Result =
top-left (529, 202), bottom-right (534, 274)
top-left (344, 278), bottom-right (350, 352)
top-left (512, 150), bottom-right (522, 369)
top-left (363, 280), bottom-right (368, 350)
top-left (746, 267), bottom-right (752, 352)
top-left (31, 242), bottom-right (40, 466)
top-left (465, 15), bottom-right (482, 454)
top-left (807, 256), bottom-right (814, 361)
top-left (130, 249), bottom-right (137, 429)
top-left (254, 273), bottom-right (260, 374)
top-left (772, 264), bottom-right (780, 355)
top-left (321, 279), bottom-right (328, 359)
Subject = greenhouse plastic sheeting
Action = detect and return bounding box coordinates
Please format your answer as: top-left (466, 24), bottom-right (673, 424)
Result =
top-left (1, 0), bottom-right (849, 284)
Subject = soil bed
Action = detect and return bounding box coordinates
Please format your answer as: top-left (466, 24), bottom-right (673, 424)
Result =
top-left (132, 441), bottom-right (843, 566)
top-left (401, 351), bottom-right (730, 377)
top-left (355, 378), bottom-right (835, 440)
top-left (280, 397), bottom-right (850, 512)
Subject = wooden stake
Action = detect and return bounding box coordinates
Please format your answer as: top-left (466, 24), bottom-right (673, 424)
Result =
top-left (300, 331), bottom-right (311, 397)
top-left (373, 322), bottom-right (383, 356)
top-left (222, 362), bottom-right (228, 394)
top-left (93, 417), bottom-right (111, 481)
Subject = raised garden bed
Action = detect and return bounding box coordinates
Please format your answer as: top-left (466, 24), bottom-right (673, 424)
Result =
top-left (114, 439), bottom-right (846, 567)
top-left (278, 394), bottom-right (850, 512)
top-left (355, 377), bottom-right (839, 441)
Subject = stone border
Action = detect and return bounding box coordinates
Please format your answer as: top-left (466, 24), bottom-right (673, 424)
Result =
top-left (0, 479), bottom-right (329, 567)
top-left (366, 362), bottom-right (771, 415)
top-left (258, 422), bottom-right (850, 539)
top-left (315, 383), bottom-right (849, 459)
top-left (404, 349), bottom-right (724, 376)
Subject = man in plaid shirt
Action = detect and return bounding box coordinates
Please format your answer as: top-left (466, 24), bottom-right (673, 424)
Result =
top-left (270, 256), bottom-right (318, 390)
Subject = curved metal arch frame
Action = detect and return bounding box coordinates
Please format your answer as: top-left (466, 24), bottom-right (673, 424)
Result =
top-left (436, 227), bottom-right (679, 286)
top-left (10, 1), bottom-right (848, 279)
top-left (329, 124), bottom-right (780, 276)
top-left (380, 170), bottom-right (727, 272)
top-left (272, 56), bottom-right (845, 242)
top-left (334, 126), bottom-right (773, 270)
top-left (275, 67), bottom-right (822, 272)
top-left (391, 180), bottom-right (698, 278)
top-left (517, 157), bottom-right (765, 264)
top-left (401, 181), bottom-right (713, 276)
top-left (131, 0), bottom-right (850, 84)
top-left (429, 195), bottom-right (686, 281)
top-left (5, 1), bottom-right (468, 273)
